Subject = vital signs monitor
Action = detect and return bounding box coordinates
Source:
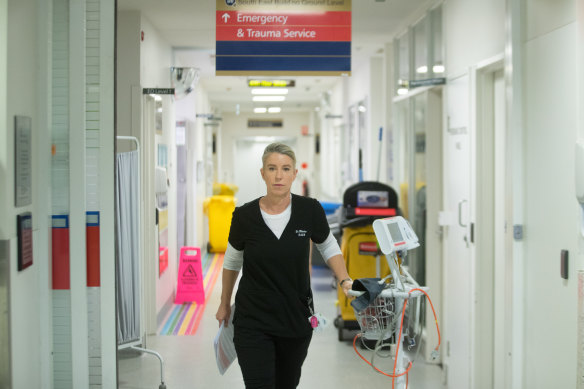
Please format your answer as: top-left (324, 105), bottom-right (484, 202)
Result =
top-left (372, 216), bottom-right (419, 255)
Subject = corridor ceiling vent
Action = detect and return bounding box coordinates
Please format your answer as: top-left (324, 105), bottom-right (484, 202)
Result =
top-left (170, 67), bottom-right (200, 99)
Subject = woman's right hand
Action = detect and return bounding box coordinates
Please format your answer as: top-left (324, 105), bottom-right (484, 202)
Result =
top-left (215, 303), bottom-right (231, 327)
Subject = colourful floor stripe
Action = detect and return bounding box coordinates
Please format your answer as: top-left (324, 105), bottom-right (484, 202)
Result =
top-left (159, 252), bottom-right (224, 336)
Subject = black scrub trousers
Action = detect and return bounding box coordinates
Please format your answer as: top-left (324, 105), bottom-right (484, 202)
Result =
top-left (228, 194), bottom-right (330, 389)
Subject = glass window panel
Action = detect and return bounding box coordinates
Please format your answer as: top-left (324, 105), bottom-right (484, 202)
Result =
top-left (431, 6), bottom-right (444, 76)
top-left (411, 93), bottom-right (427, 284)
top-left (413, 16), bottom-right (428, 81)
top-left (394, 101), bottom-right (410, 216)
top-left (395, 31), bottom-right (410, 95)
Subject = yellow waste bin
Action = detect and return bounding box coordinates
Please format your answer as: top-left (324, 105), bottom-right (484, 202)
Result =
top-left (212, 183), bottom-right (239, 196)
top-left (204, 195), bottom-right (236, 253)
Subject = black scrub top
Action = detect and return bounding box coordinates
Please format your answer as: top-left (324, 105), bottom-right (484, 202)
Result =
top-left (228, 194), bottom-right (330, 338)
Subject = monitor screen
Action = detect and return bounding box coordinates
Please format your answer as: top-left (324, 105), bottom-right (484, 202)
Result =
top-left (357, 190), bottom-right (389, 208)
top-left (387, 222), bottom-right (404, 243)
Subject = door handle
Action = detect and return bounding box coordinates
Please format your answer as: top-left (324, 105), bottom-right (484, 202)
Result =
top-left (458, 199), bottom-right (468, 228)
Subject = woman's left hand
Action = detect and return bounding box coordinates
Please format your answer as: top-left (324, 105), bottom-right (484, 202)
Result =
top-left (341, 280), bottom-right (353, 297)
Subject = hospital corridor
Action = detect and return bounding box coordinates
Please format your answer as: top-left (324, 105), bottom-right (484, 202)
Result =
top-left (2, 0), bottom-right (584, 388)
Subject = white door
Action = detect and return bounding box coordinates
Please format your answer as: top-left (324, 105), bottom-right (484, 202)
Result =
top-left (443, 74), bottom-right (472, 389)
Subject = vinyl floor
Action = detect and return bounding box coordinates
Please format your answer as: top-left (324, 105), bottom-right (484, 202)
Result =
top-left (118, 266), bottom-right (445, 389)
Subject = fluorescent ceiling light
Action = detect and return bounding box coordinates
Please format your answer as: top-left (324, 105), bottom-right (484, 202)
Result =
top-left (254, 107), bottom-right (267, 113)
top-left (253, 96), bottom-right (286, 102)
top-left (255, 136), bottom-right (277, 142)
top-left (150, 94), bottom-right (162, 101)
top-left (358, 105), bottom-right (366, 113)
top-left (433, 64), bottom-right (445, 73)
top-left (416, 65), bottom-right (428, 74)
top-left (268, 107), bottom-right (281, 113)
top-left (251, 88), bottom-right (289, 95)
top-left (397, 88), bottom-right (409, 96)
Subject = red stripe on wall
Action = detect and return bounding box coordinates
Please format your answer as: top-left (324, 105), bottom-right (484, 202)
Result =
top-left (52, 228), bottom-right (70, 290)
top-left (86, 226), bottom-right (100, 287)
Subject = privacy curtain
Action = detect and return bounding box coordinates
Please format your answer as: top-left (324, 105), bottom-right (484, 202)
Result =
top-left (115, 150), bottom-right (141, 345)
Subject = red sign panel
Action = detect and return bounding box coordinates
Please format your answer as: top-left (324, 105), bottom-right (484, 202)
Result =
top-left (216, 11), bottom-right (351, 41)
top-left (216, 0), bottom-right (351, 75)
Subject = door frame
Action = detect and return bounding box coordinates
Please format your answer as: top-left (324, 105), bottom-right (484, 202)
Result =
top-left (473, 54), bottom-right (507, 388)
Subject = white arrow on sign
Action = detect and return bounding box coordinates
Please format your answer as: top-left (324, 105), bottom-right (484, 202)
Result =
top-left (222, 13), bottom-right (230, 23)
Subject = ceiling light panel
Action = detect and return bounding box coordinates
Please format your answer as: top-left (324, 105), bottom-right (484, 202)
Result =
top-left (251, 88), bottom-right (289, 95)
top-left (252, 96), bottom-right (286, 102)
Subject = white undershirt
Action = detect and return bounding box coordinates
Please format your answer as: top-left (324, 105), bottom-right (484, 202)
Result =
top-left (260, 201), bottom-right (292, 239)
top-left (223, 201), bottom-right (342, 271)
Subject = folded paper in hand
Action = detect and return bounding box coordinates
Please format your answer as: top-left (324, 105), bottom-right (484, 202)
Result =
top-left (214, 304), bottom-right (236, 375)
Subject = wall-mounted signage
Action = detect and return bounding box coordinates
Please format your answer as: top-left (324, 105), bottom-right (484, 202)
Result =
top-left (196, 113), bottom-right (222, 121)
top-left (14, 116), bottom-right (32, 207)
top-left (248, 119), bottom-right (283, 128)
top-left (17, 213), bottom-right (33, 271)
top-left (408, 78), bottom-right (446, 89)
top-left (248, 79), bottom-right (295, 87)
top-left (142, 88), bottom-right (175, 95)
top-left (216, 0), bottom-right (351, 76)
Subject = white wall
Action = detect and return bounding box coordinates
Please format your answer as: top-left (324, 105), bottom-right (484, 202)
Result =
top-left (140, 15), bottom-right (173, 89)
top-left (4, 0), bottom-right (46, 387)
top-left (321, 56), bottom-right (388, 190)
top-left (441, 0), bottom-right (507, 387)
top-left (442, 0), bottom-right (581, 387)
top-left (369, 57), bottom-right (385, 182)
top-left (116, 10), bottom-right (178, 322)
top-left (192, 86), bottom-right (212, 249)
top-left (116, 11), bottom-right (140, 138)
top-left (522, 2), bottom-right (578, 387)
top-left (318, 79), bottom-right (345, 200)
top-left (444, 0), bottom-right (506, 76)
top-left (140, 14), bottom-right (177, 317)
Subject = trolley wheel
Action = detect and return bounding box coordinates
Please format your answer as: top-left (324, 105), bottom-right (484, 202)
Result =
top-left (334, 316), bottom-right (345, 341)
top-left (338, 327), bottom-right (345, 341)
top-left (207, 242), bottom-right (212, 253)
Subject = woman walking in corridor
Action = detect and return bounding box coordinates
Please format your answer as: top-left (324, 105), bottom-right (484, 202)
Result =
top-left (216, 142), bottom-right (353, 389)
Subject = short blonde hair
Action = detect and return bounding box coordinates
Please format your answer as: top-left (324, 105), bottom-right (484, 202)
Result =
top-left (262, 142), bottom-right (296, 167)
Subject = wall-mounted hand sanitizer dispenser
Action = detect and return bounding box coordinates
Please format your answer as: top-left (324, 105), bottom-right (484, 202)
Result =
top-left (576, 140), bottom-right (584, 236)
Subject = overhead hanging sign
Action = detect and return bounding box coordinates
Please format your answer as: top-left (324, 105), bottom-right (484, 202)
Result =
top-left (216, 0), bottom-right (351, 76)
